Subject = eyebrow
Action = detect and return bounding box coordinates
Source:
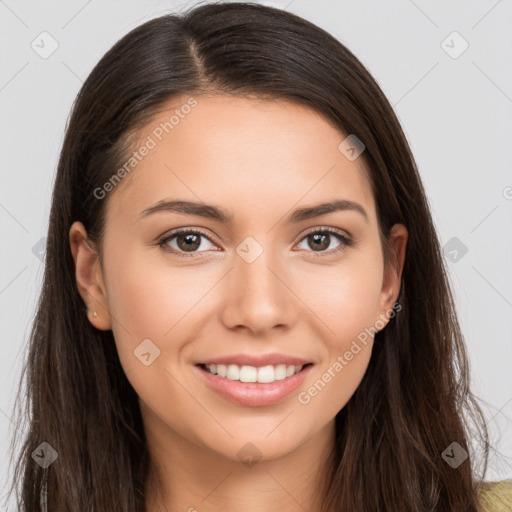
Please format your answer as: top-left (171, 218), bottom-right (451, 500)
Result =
top-left (138, 198), bottom-right (369, 224)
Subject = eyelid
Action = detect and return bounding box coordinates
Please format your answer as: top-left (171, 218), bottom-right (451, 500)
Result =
top-left (299, 225), bottom-right (352, 241)
top-left (163, 227), bottom-right (217, 241)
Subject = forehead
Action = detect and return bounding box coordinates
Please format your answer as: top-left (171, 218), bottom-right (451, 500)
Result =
top-left (107, 94), bottom-right (376, 225)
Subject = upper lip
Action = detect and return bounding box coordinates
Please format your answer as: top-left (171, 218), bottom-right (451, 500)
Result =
top-left (197, 353), bottom-right (313, 367)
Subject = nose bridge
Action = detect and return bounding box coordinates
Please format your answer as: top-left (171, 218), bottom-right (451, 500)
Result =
top-left (221, 234), bottom-right (295, 333)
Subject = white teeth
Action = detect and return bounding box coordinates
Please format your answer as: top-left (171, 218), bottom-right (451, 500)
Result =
top-left (204, 363), bottom-right (305, 383)
top-left (226, 364), bottom-right (239, 380)
top-left (239, 365), bottom-right (258, 382)
top-left (256, 365), bottom-right (275, 383)
top-left (274, 364), bottom-right (287, 380)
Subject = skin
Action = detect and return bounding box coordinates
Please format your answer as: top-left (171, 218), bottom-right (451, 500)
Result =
top-left (70, 94), bottom-right (407, 512)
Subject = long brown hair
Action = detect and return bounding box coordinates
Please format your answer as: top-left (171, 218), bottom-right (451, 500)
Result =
top-left (5, 2), bottom-right (492, 510)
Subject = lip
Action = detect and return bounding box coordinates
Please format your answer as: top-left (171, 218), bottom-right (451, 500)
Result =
top-left (197, 353), bottom-right (312, 367)
top-left (195, 363), bottom-right (314, 407)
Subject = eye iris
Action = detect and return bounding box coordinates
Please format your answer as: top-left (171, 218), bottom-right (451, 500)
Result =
top-left (308, 233), bottom-right (329, 251)
top-left (177, 233), bottom-right (201, 252)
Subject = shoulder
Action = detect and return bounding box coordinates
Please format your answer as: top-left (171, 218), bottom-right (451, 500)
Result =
top-left (477, 480), bottom-right (512, 512)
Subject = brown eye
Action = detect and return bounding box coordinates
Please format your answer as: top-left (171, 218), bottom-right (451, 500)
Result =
top-left (159, 229), bottom-right (217, 256)
top-left (296, 228), bottom-right (353, 256)
top-left (305, 233), bottom-right (331, 251)
top-left (175, 232), bottom-right (201, 252)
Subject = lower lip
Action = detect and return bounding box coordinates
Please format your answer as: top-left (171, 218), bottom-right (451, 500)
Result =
top-left (195, 364), bottom-right (313, 407)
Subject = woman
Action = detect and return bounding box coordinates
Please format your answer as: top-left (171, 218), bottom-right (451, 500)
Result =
top-left (5, 2), bottom-right (510, 511)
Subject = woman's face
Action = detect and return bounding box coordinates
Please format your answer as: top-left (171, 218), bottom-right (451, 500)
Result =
top-left (71, 94), bottom-right (407, 464)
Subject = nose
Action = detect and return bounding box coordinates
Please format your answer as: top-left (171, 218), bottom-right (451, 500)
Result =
top-left (219, 251), bottom-right (298, 336)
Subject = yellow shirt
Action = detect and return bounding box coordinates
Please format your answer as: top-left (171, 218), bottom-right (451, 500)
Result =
top-left (478, 480), bottom-right (512, 511)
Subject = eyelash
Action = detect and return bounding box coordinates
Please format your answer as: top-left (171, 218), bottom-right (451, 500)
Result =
top-left (158, 226), bottom-right (354, 259)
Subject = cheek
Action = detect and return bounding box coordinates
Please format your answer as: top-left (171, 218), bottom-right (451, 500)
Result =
top-left (103, 246), bottom-right (217, 360)
top-left (298, 256), bottom-right (383, 341)
top-left (294, 257), bottom-right (382, 413)
top-left (298, 344), bottom-right (372, 426)
top-left (102, 252), bottom-right (208, 406)
top-left (297, 270), bottom-right (380, 418)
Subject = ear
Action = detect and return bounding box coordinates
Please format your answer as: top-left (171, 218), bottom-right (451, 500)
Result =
top-left (69, 221), bottom-right (111, 330)
top-left (375, 223), bottom-right (408, 326)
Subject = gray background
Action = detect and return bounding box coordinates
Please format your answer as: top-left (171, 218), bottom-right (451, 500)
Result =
top-left (1, 0), bottom-right (511, 505)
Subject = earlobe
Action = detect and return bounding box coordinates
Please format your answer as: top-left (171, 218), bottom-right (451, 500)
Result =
top-left (69, 221), bottom-right (111, 331)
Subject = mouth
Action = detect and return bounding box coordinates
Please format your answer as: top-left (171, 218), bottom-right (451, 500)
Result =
top-left (194, 362), bottom-right (314, 407)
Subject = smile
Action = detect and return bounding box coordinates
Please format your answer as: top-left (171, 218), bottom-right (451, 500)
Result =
top-left (195, 363), bottom-right (314, 407)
